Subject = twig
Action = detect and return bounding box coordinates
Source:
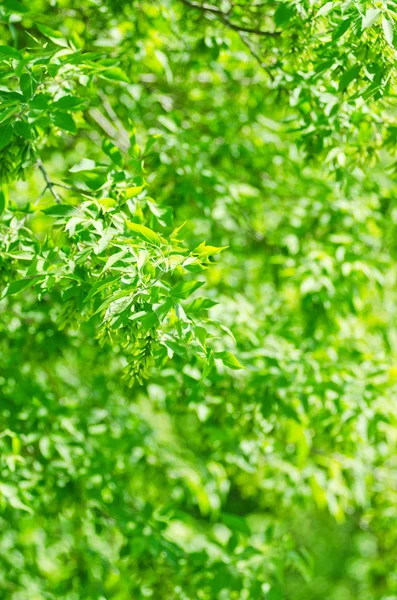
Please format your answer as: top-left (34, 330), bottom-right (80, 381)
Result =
top-left (179, 0), bottom-right (280, 36)
top-left (37, 159), bottom-right (61, 204)
top-left (52, 182), bottom-right (94, 195)
top-left (35, 185), bottom-right (49, 204)
top-left (180, 0), bottom-right (224, 16)
top-left (237, 30), bottom-right (274, 80)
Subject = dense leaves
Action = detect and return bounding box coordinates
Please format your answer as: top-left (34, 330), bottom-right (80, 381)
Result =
top-left (1, 0), bottom-right (397, 599)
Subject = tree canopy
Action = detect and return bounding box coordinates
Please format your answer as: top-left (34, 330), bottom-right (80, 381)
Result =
top-left (1, 0), bottom-right (397, 598)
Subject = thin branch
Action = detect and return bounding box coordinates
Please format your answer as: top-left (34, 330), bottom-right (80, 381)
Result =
top-left (37, 159), bottom-right (61, 204)
top-left (52, 182), bottom-right (93, 195)
top-left (180, 0), bottom-right (224, 16)
top-left (237, 30), bottom-right (274, 80)
top-left (179, 0), bottom-right (280, 36)
top-left (35, 185), bottom-right (49, 204)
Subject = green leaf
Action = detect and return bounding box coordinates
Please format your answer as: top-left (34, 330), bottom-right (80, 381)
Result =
top-left (83, 275), bottom-right (120, 304)
top-left (2, 277), bottom-right (40, 297)
top-left (125, 185), bottom-right (145, 199)
top-left (221, 513), bottom-right (250, 535)
top-left (382, 16), bottom-right (394, 47)
top-left (0, 186), bottom-right (8, 215)
top-left (0, 484), bottom-right (32, 513)
top-left (274, 3), bottom-right (296, 26)
top-left (51, 112), bottom-right (77, 133)
top-left (143, 133), bottom-right (162, 156)
top-left (216, 352), bottom-right (244, 370)
top-left (147, 200), bottom-right (173, 227)
top-left (362, 8), bottom-right (381, 30)
top-left (42, 205), bottom-right (76, 217)
top-left (194, 241), bottom-right (228, 259)
top-left (20, 73), bottom-right (37, 100)
top-left (0, 106), bottom-right (19, 124)
top-left (126, 220), bottom-right (162, 246)
top-left (13, 121), bottom-right (32, 139)
top-left (158, 115), bottom-right (178, 133)
top-left (332, 17), bottom-right (352, 40)
top-left (187, 297), bottom-right (218, 313)
top-left (102, 139), bottom-right (123, 167)
top-left (170, 280), bottom-right (204, 300)
top-left (339, 65), bottom-right (361, 92)
top-left (99, 67), bottom-right (130, 83)
top-left (0, 125), bottom-right (12, 150)
top-left (0, 45), bottom-right (22, 59)
top-left (267, 587), bottom-right (283, 600)
top-left (3, 0), bottom-right (28, 12)
top-left (37, 23), bottom-right (69, 47)
top-left (52, 95), bottom-right (85, 110)
top-left (29, 94), bottom-right (50, 109)
top-left (316, 2), bottom-right (334, 18)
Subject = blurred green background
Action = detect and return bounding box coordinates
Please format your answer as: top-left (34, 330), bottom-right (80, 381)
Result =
top-left (1, 0), bottom-right (397, 598)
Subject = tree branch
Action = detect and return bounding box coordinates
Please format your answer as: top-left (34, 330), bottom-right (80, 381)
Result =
top-left (236, 30), bottom-right (274, 80)
top-left (179, 0), bottom-right (280, 36)
top-left (37, 159), bottom-right (61, 204)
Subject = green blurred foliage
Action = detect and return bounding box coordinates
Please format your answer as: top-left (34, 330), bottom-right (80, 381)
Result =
top-left (1, 0), bottom-right (397, 598)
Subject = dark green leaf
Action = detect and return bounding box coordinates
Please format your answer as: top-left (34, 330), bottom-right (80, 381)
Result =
top-left (339, 65), bottom-right (361, 92)
top-left (51, 112), bottom-right (77, 133)
top-left (20, 73), bottom-right (37, 100)
top-left (42, 204), bottom-right (77, 216)
top-left (3, 0), bottom-right (28, 12)
top-left (0, 45), bottom-right (22, 59)
top-left (0, 125), bottom-right (12, 150)
top-left (52, 95), bottom-right (85, 110)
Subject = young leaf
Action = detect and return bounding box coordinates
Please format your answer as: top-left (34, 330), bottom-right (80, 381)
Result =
top-left (216, 352), bottom-right (244, 370)
top-left (194, 241), bottom-right (228, 260)
top-left (99, 67), bottom-right (130, 83)
top-left (126, 220), bottom-right (162, 246)
top-left (125, 185), bottom-right (145, 199)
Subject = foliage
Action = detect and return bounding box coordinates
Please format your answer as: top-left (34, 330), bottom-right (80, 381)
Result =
top-left (1, 0), bottom-right (397, 599)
